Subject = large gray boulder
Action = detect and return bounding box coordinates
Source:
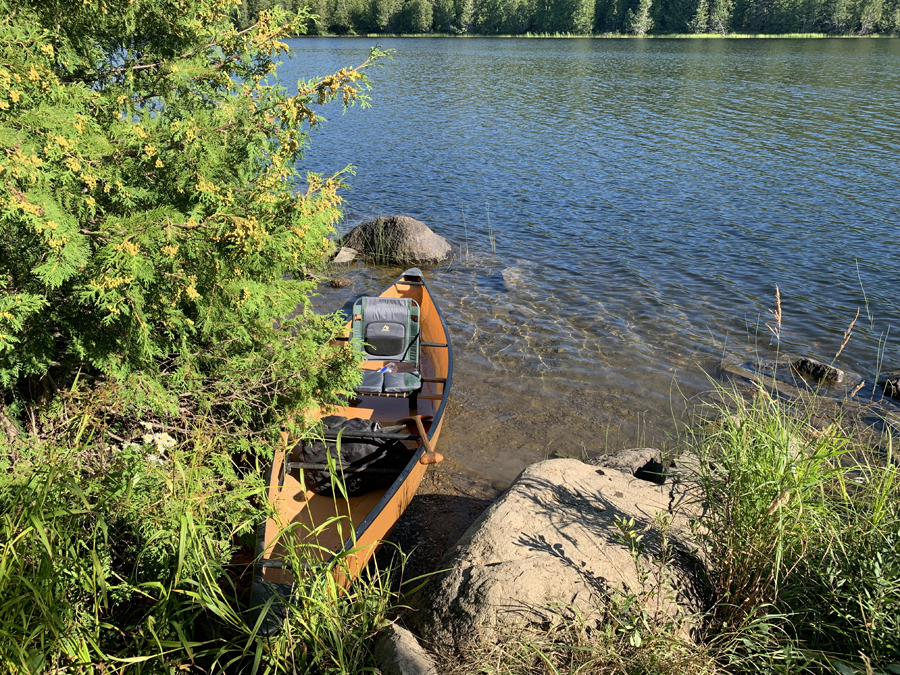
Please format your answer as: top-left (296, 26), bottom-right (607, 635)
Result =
top-left (341, 216), bottom-right (452, 265)
top-left (417, 459), bottom-right (703, 652)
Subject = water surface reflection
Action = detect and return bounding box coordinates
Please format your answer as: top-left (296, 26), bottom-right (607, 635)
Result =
top-left (288, 37), bottom-right (900, 481)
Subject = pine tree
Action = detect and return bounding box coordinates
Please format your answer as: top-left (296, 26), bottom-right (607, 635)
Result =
top-left (571, 0), bottom-right (597, 31)
top-left (886, 0), bottom-right (900, 31)
top-left (369, 0), bottom-right (404, 30)
top-left (455, 0), bottom-right (476, 29)
top-left (628, 0), bottom-right (654, 32)
top-left (688, 0), bottom-right (711, 30)
top-left (828, 0), bottom-right (856, 30)
top-left (858, 0), bottom-right (883, 31)
top-left (502, 0), bottom-right (538, 31)
top-left (398, 0), bottom-right (435, 30)
top-left (434, 0), bottom-right (457, 29)
top-left (710, 0), bottom-right (734, 32)
top-left (476, 0), bottom-right (508, 32)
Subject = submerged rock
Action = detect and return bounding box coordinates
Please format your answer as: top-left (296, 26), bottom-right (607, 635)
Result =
top-left (501, 267), bottom-right (525, 287)
top-left (791, 357), bottom-right (845, 386)
top-left (341, 216), bottom-right (452, 265)
top-left (879, 372), bottom-right (900, 400)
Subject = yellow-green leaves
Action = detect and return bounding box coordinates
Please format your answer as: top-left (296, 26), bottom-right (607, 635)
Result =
top-left (0, 0), bottom-right (374, 427)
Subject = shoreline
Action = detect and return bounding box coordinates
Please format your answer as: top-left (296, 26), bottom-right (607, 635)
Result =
top-left (289, 32), bottom-right (899, 38)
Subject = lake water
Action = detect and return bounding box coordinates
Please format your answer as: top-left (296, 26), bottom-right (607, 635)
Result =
top-left (278, 37), bottom-right (900, 483)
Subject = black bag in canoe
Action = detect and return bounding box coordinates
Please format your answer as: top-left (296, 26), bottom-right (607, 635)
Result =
top-left (294, 415), bottom-right (415, 497)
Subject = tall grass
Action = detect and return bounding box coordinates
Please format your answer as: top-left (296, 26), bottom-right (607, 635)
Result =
top-left (439, 616), bottom-right (717, 675)
top-left (0, 437), bottom-right (404, 674)
top-left (437, 385), bottom-right (900, 675)
top-left (685, 386), bottom-right (900, 671)
top-left (0, 446), bottom-right (252, 672)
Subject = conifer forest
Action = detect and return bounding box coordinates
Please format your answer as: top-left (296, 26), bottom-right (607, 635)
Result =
top-left (232, 0), bottom-right (900, 37)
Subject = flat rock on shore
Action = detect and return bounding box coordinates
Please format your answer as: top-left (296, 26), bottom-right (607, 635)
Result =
top-left (416, 458), bottom-right (703, 652)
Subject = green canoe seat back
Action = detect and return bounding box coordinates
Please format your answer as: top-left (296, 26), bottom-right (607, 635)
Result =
top-left (351, 297), bottom-right (422, 399)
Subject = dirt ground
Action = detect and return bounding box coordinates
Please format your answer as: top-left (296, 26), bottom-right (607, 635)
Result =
top-left (374, 458), bottom-right (502, 592)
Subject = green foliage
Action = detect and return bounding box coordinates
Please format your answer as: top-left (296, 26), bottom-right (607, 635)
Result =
top-left (688, 0), bottom-right (711, 31)
top-left (688, 387), bottom-right (900, 670)
top-left (0, 438), bottom-right (258, 671)
top-left (0, 436), bottom-right (404, 673)
top-left (227, 0), bottom-right (900, 34)
top-left (433, 0), bottom-right (459, 29)
top-left (369, 0), bottom-right (404, 31)
top-left (257, 542), bottom-right (405, 673)
top-left (628, 0), bottom-right (655, 33)
top-left (0, 0), bottom-right (373, 447)
top-left (403, 0), bottom-right (437, 31)
top-left (455, 0), bottom-right (478, 28)
top-left (708, 0), bottom-right (736, 30)
top-left (0, 3), bottom-right (409, 672)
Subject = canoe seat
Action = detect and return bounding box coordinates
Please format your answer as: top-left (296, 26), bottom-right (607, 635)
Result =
top-left (352, 296), bottom-right (422, 406)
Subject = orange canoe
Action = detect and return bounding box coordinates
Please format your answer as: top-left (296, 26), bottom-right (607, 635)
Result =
top-left (251, 268), bottom-right (452, 635)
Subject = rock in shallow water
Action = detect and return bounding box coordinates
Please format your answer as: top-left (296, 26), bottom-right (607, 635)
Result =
top-left (341, 216), bottom-right (451, 265)
top-left (879, 372), bottom-right (900, 400)
top-left (331, 246), bottom-right (358, 265)
top-left (791, 357), bottom-right (845, 386)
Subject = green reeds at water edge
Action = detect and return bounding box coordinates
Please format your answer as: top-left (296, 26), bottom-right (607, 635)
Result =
top-left (686, 385), bottom-right (900, 672)
top-left (0, 440), bottom-right (404, 674)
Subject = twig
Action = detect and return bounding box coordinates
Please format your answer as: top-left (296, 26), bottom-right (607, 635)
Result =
top-left (765, 286), bottom-right (782, 341)
top-left (833, 308), bottom-right (859, 361)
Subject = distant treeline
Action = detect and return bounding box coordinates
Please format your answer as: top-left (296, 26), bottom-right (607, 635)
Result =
top-left (233, 0), bottom-right (900, 36)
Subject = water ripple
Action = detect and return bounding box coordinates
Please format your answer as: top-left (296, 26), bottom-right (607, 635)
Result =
top-left (289, 37), bottom-right (900, 480)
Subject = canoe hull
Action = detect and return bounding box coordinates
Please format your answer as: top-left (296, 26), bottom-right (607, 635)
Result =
top-left (251, 268), bottom-right (451, 632)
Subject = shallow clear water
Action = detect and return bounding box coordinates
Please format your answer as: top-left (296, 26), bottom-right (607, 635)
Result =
top-left (279, 37), bottom-right (900, 482)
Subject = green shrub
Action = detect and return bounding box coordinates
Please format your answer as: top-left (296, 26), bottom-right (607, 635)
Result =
top-left (0, 0), bottom-right (374, 450)
top-left (0, 437), bottom-right (404, 673)
top-left (0, 438), bottom-right (259, 671)
top-left (0, 4), bottom-right (402, 671)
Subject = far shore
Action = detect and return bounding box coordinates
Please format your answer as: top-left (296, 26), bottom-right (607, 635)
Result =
top-left (290, 31), bottom-right (899, 38)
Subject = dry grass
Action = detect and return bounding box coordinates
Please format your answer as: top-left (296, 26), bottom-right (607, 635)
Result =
top-left (436, 618), bottom-right (719, 675)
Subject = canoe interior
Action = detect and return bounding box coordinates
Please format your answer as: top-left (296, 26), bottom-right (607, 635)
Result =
top-left (260, 273), bottom-right (450, 585)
